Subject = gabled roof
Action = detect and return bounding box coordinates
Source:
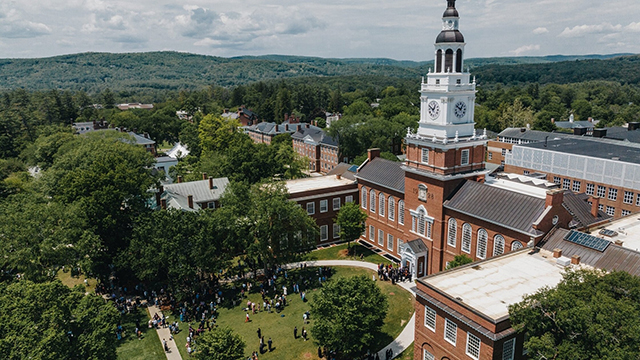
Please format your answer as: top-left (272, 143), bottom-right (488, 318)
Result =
top-left (355, 158), bottom-right (405, 194)
top-left (166, 143), bottom-right (190, 159)
top-left (291, 125), bottom-right (337, 147)
top-left (326, 162), bottom-right (357, 181)
top-left (404, 239), bottom-right (428, 254)
top-left (162, 178), bottom-right (229, 209)
top-left (127, 131), bottom-right (155, 145)
top-left (562, 191), bottom-right (611, 229)
top-left (444, 180), bottom-right (545, 236)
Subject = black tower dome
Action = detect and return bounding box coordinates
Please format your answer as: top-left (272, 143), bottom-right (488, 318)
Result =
top-left (435, 0), bottom-right (464, 44)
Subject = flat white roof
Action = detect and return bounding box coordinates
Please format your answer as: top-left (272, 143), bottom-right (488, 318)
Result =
top-left (595, 214), bottom-right (640, 252)
top-left (423, 249), bottom-right (576, 321)
top-left (485, 173), bottom-right (556, 199)
top-left (285, 175), bottom-right (354, 194)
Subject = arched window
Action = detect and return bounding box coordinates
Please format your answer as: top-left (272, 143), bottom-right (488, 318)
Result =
top-left (493, 235), bottom-right (505, 256)
top-left (379, 195), bottom-right (385, 217)
top-left (388, 197), bottom-right (395, 221)
top-left (477, 229), bottom-right (488, 259)
top-left (461, 223), bottom-right (472, 253)
top-left (361, 187), bottom-right (367, 209)
top-left (511, 241), bottom-right (524, 251)
top-left (456, 49), bottom-right (463, 73)
top-left (445, 49), bottom-right (454, 73)
top-left (447, 218), bottom-right (457, 247)
top-left (436, 50), bottom-right (443, 73)
top-left (398, 200), bottom-right (405, 225)
top-left (370, 191), bottom-right (376, 213)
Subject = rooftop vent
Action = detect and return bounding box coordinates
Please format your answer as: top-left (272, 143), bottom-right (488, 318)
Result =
top-left (556, 256), bottom-right (571, 267)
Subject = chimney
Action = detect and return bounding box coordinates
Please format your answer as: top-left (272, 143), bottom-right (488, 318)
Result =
top-left (553, 248), bottom-right (563, 258)
top-left (590, 196), bottom-right (600, 218)
top-left (367, 148), bottom-right (381, 161)
top-left (177, 175), bottom-right (183, 183)
top-left (188, 195), bottom-right (194, 209)
top-left (160, 199), bottom-right (167, 210)
top-left (588, 117), bottom-right (593, 123)
top-left (155, 186), bottom-right (164, 206)
top-left (202, 172), bottom-right (208, 180)
top-left (571, 255), bottom-right (581, 265)
top-left (305, 123), bottom-right (310, 129)
top-left (629, 122), bottom-right (640, 131)
top-left (545, 189), bottom-right (564, 208)
top-left (336, 174), bottom-right (341, 180)
top-left (551, 118), bottom-right (555, 124)
top-left (209, 176), bottom-right (214, 190)
top-left (285, 124), bottom-right (289, 131)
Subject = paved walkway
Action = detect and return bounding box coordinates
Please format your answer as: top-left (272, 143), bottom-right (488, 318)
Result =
top-left (285, 260), bottom-right (417, 359)
top-left (148, 304), bottom-right (182, 360)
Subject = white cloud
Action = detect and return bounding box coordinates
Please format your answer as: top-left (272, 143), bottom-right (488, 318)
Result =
top-left (626, 22), bottom-right (640, 32)
top-left (558, 23), bottom-right (622, 37)
top-left (533, 27), bottom-right (548, 34)
top-left (0, 7), bottom-right (51, 38)
top-left (510, 44), bottom-right (540, 56)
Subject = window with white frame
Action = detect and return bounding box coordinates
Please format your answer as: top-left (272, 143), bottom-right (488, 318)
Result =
top-left (378, 229), bottom-right (384, 246)
top-left (562, 179), bottom-right (570, 190)
top-left (597, 185), bottom-right (606, 198)
top-left (370, 191), bottom-right (376, 213)
top-left (476, 229), bottom-right (488, 259)
top-left (447, 218), bottom-right (457, 247)
top-left (369, 225), bottom-right (375, 241)
top-left (637, 194), bottom-right (640, 206)
top-left (388, 197), bottom-right (395, 221)
top-left (320, 200), bottom-right (328, 213)
top-left (444, 318), bottom-right (457, 345)
top-left (333, 197), bottom-right (341, 210)
top-left (572, 180), bottom-right (581, 193)
top-left (624, 191), bottom-right (634, 204)
top-left (609, 188), bottom-right (618, 201)
top-left (397, 239), bottom-right (403, 254)
top-left (501, 149), bottom-right (506, 157)
top-left (553, 176), bottom-right (560, 185)
top-left (345, 195), bottom-right (353, 203)
top-left (307, 202), bottom-right (315, 215)
top-left (379, 195), bottom-right (385, 217)
top-left (523, 170), bottom-right (530, 176)
top-left (502, 338), bottom-right (515, 360)
top-left (511, 241), bottom-right (523, 251)
top-left (361, 188), bottom-right (367, 209)
top-left (493, 235), bottom-right (505, 256)
top-left (622, 209), bottom-right (631, 217)
top-left (466, 333), bottom-right (481, 359)
top-left (424, 305), bottom-right (436, 331)
top-left (586, 183), bottom-right (595, 195)
top-left (606, 206), bottom-right (615, 216)
top-left (461, 223), bottom-right (472, 253)
top-left (333, 223), bottom-right (340, 239)
top-left (320, 225), bottom-right (328, 241)
top-left (461, 149), bottom-right (470, 165)
top-left (387, 234), bottom-right (394, 251)
top-left (488, 152), bottom-right (492, 160)
top-left (418, 184), bottom-right (428, 201)
top-left (423, 349), bottom-right (435, 360)
top-left (598, 204), bottom-right (604, 211)
top-left (398, 200), bottom-right (405, 225)
top-left (422, 148), bottom-right (429, 164)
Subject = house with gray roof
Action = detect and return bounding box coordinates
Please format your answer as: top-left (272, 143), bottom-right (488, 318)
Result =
top-left (154, 175), bottom-right (229, 211)
top-left (244, 121), bottom-right (303, 145)
top-left (291, 124), bottom-right (340, 174)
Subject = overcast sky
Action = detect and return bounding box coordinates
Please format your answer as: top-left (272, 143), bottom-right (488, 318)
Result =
top-left (1, 0), bottom-right (639, 61)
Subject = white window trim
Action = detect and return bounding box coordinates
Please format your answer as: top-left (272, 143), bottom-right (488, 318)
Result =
top-left (444, 318), bottom-right (457, 346)
top-left (447, 218), bottom-right (457, 247)
top-left (320, 199), bottom-right (328, 213)
top-left (320, 225), bottom-right (328, 241)
top-left (345, 195), bottom-right (353, 203)
top-left (307, 202), bottom-right (315, 215)
top-left (387, 234), bottom-right (394, 251)
top-left (466, 332), bottom-right (481, 360)
top-left (461, 223), bottom-right (472, 254)
top-left (422, 148), bottom-right (429, 164)
top-left (476, 229), bottom-right (488, 259)
top-left (333, 223), bottom-right (340, 239)
top-left (461, 149), bottom-right (470, 166)
top-left (423, 349), bottom-right (435, 360)
top-left (333, 197), bottom-right (341, 210)
top-left (424, 305), bottom-right (436, 332)
top-left (502, 338), bottom-right (515, 360)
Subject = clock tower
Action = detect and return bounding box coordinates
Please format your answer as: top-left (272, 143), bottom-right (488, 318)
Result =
top-left (402, 0), bottom-right (488, 275)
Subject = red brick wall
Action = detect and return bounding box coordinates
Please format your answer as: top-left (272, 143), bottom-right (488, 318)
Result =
top-left (486, 140), bottom-right (513, 165)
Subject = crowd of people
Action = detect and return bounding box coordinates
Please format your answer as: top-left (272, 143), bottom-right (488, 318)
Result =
top-left (377, 263), bottom-right (412, 284)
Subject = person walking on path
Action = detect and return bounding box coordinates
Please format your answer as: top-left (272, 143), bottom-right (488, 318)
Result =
top-left (268, 337), bottom-right (273, 352)
top-left (294, 326), bottom-right (298, 339)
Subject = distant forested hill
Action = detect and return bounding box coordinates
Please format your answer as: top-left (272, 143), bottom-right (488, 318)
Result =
top-left (0, 51), bottom-right (637, 92)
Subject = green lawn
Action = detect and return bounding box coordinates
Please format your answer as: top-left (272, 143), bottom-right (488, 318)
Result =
top-left (116, 308), bottom-right (166, 360)
top-left (305, 243), bottom-right (394, 266)
top-left (170, 266), bottom-right (413, 360)
top-left (56, 269), bottom-right (97, 293)
top-left (397, 345), bottom-right (414, 360)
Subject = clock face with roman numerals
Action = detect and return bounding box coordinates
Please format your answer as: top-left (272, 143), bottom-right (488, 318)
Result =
top-left (454, 101), bottom-right (467, 118)
top-left (428, 100), bottom-right (440, 119)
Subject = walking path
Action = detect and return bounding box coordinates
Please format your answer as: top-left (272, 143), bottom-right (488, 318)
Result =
top-left (148, 304), bottom-right (182, 360)
top-left (286, 260), bottom-right (417, 359)
top-left (150, 259), bottom-right (416, 360)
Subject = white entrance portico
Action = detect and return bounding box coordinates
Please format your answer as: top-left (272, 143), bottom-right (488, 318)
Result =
top-left (400, 239), bottom-right (429, 279)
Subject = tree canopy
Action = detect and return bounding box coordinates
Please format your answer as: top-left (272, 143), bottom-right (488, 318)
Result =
top-left (509, 269), bottom-right (640, 360)
top-left (311, 275), bottom-right (388, 359)
top-left (335, 201), bottom-right (368, 251)
top-left (196, 327), bottom-right (246, 360)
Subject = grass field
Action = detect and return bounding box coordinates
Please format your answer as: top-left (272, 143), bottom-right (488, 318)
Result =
top-left (170, 266), bottom-right (413, 360)
top-left (397, 346), bottom-right (414, 360)
top-left (115, 308), bottom-right (166, 360)
top-left (305, 243), bottom-right (394, 266)
top-left (56, 269), bottom-right (97, 293)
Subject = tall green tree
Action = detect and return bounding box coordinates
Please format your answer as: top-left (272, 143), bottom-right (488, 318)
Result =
top-left (335, 201), bottom-right (367, 253)
top-left (509, 269), bottom-right (640, 360)
top-left (0, 280), bottom-right (119, 360)
top-left (196, 327), bottom-right (246, 360)
top-left (311, 275), bottom-right (388, 359)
